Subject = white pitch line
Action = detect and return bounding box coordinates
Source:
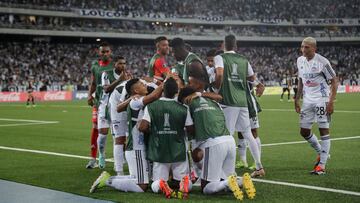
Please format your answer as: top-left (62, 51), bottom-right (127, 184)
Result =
top-left (0, 146), bottom-right (359, 198)
top-left (0, 122), bottom-right (59, 127)
top-left (0, 146), bottom-right (114, 162)
top-left (263, 108), bottom-right (360, 113)
top-left (262, 136), bottom-right (360, 147)
top-left (251, 178), bottom-right (360, 196)
top-left (0, 118), bottom-right (58, 123)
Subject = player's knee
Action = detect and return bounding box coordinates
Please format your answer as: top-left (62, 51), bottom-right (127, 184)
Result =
top-left (115, 136), bottom-right (126, 145)
top-left (251, 129), bottom-right (258, 138)
top-left (99, 128), bottom-right (108, 134)
top-left (138, 184), bottom-right (148, 192)
top-left (300, 128), bottom-right (311, 137)
top-left (319, 128), bottom-right (329, 136)
top-left (237, 132), bottom-right (244, 139)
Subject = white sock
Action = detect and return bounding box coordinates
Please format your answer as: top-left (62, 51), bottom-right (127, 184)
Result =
top-left (114, 144), bottom-right (124, 175)
top-left (319, 135), bottom-right (331, 168)
top-left (242, 130), bottom-right (262, 169)
top-left (255, 137), bottom-right (261, 157)
top-left (237, 177), bottom-right (243, 187)
top-left (237, 138), bottom-right (248, 166)
top-left (203, 180), bottom-right (228, 194)
top-left (305, 133), bottom-right (322, 154)
top-left (106, 177), bottom-right (143, 192)
top-left (151, 180), bottom-right (161, 193)
top-left (97, 133), bottom-right (107, 157)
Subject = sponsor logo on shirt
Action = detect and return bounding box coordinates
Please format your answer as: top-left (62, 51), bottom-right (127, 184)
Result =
top-left (305, 80), bottom-right (319, 87)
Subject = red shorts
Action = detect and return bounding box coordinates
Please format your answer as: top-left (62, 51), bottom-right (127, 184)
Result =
top-left (92, 107), bottom-right (98, 123)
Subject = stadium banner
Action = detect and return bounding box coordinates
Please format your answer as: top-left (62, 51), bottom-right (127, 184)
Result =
top-left (345, 85), bottom-right (360, 93)
top-left (297, 18), bottom-right (360, 26)
top-left (73, 91), bottom-right (88, 100)
top-left (0, 91), bottom-right (72, 102)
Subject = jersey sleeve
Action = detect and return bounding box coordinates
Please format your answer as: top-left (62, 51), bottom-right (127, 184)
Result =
top-left (296, 57), bottom-right (303, 79)
top-left (142, 106), bottom-right (151, 123)
top-left (247, 62), bottom-right (254, 77)
top-left (185, 108), bottom-right (194, 126)
top-left (321, 61), bottom-right (336, 80)
top-left (214, 55), bottom-right (224, 69)
top-left (129, 96), bottom-right (145, 110)
top-left (153, 58), bottom-right (170, 79)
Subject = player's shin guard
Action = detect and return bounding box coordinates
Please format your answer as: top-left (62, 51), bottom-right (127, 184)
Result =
top-left (90, 127), bottom-right (98, 158)
top-left (242, 130), bottom-right (262, 170)
top-left (305, 133), bottom-right (322, 154)
top-left (114, 144), bottom-right (124, 175)
top-left (237, 138), bottom-right (248, 166)
top-left (319, 135), bottom-right (331, 168)
top-left (107, 177), bottom-right (144, 192)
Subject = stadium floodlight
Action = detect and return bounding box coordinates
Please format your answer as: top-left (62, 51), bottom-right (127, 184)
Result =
top-left (96, 38), bottom-right (101, 42)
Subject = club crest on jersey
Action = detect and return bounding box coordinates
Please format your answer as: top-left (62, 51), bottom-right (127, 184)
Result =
top-left (311, 67), bottom-right (318, 72)
top-left (163, 113), bottom-right (170, 128)
top-left (231, 63), bottom-right (239, 76)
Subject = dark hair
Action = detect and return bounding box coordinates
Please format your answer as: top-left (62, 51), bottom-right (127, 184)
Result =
top-left (170, 38), bottom-right (185, 49)
top-left (215, 50), bottom-right (224, 55)
top-left (224, 35), bottom-right (236, 51)
top-left (99, 41), bottom-right (110, 48)
top-left (206, 49), bottom-right (217, 57)
top-left (155, 36), bottom-right (167, 44)
top-left (125, 78), bottom-right (140, 95)
top-left (178, 87), bottom-right (196, 103)
top-left (185, 43), bottom-right (192, 52)
top-left (163, 77), bottom-right (178, 98)
top-left (114, 56), bottom-right (125, 61)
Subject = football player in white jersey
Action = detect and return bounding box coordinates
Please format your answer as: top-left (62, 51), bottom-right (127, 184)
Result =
top-left (295, 37), bottom-right (338, 175)
top-left (108, 57), bottom-right (131, 175)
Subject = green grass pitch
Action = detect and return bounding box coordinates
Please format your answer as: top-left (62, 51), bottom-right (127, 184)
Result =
top-left (0, 93), bottom-right (359, 202)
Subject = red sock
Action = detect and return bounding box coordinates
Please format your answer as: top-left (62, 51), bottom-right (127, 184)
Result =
top-left (90, 127), bottom-right (98, 158)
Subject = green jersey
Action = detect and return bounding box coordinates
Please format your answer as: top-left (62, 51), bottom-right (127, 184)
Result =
top-left (188, 97), bottom-right (229, 142)
top-left (91, 59), bottom-right (114, 107)
top-left (183, 52), bottom-right (208, 85)
top-left (219, 53), bottom-right (248, 107)
top-left (148, 53), bottom-right (160, 77)
top-left (144, 98), bottom-right (189, 163)
top-left (171, 62), bottom-right (185, 83)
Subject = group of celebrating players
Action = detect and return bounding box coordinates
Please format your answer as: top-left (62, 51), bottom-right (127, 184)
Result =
top-left (85, 34), bottom-right (338, 200)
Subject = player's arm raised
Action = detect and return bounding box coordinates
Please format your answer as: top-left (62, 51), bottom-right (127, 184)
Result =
top-left (142, 83), bottom-right (164, 105)
top-left (294, 78), bottom-right (303, 113)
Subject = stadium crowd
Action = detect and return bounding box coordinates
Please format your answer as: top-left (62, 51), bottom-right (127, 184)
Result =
top-left (1, 14), bottom-right (359, 38)
top-left (0, 0), bottom-right (359, 20)
top-left (0, 42), bottom-right (358, 92)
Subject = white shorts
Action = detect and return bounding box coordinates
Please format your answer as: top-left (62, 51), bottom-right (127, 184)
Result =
top-left (300, 102), bottom-right (331, 129)
top-left (125, 150), bottom-right (149, 184)
top-left (201, 139), bottom-right (236, 182)
top-left (250, 116), bottom-right (260, 129)
top-left (222, 106), bottom-right (251, 135)
top-left (97, 103), bottom-right (110, 129)
top-left (111, 120), bottom-right (128, 138)
top-left (152, 161), bottom-right (189, 181)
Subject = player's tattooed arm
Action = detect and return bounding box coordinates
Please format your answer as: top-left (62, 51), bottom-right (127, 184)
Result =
top-left (294, 78), bottom-right (303, 113)
top-left (327, 76), bottom-right (339, 115)
top-left (87, 73), bottom-right (96, 106)
top-left (142, 83), bottom-right (164, 105)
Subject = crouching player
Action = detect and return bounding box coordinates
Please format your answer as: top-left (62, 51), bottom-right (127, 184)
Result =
top-left (139, 77), bottom-right (193, 199)
top-left (178, 75), bottom-right (256, 201)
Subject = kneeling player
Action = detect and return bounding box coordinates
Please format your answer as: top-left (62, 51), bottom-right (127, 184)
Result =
top-left (139, 78), bottom-right (193, 199)
top-left (90, 78), bottom-right (163, 193)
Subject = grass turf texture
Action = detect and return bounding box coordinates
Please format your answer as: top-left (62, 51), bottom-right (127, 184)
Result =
top-left (0, 93), bottom-right (359, 202)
